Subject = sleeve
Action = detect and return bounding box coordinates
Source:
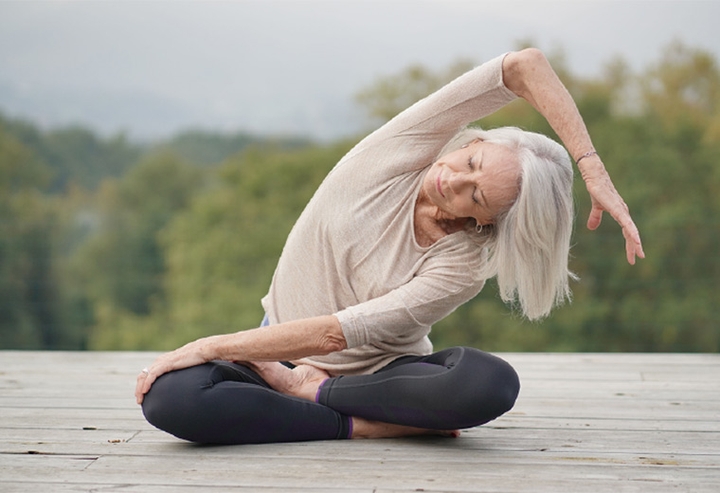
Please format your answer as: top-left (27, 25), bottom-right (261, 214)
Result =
top-left (334, 247), bottom-right (487, 349)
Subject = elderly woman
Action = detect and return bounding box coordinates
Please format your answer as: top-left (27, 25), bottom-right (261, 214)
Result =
top-left (136, 49), bottom-right (644, 444)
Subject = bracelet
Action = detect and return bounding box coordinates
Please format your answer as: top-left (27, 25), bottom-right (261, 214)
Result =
top-left (575, 150), bottom-right (598, 164)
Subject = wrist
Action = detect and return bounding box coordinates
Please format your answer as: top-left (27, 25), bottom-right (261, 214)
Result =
top-left (576, 152), bottom-right (604, 178)
top-left (198, 334), bottom-right (224, 362)
top-left (575, 150), bottom-right (598, 165)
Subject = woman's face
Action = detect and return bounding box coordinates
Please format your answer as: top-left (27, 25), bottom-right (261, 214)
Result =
top-left (422, 140), bottom-right (521, 225)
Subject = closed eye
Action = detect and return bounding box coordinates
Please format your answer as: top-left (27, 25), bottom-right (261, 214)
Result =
top-left (469, 157), bottom-right (481, 205)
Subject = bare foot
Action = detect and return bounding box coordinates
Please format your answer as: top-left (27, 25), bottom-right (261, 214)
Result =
top-left (243, 361), bottom-right (330, 402)
top-left (351, 417), bottom-right (460, 439)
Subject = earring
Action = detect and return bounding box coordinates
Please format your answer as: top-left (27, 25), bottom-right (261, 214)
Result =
top-left (475, 223), bottom-right (483, 234)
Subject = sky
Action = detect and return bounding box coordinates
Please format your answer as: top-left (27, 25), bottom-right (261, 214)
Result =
top-left (1, 0), bottom-right (719, 142)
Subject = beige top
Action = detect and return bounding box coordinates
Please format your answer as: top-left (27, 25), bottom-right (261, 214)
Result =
top-left (261, 53), bottom-right (517, 375)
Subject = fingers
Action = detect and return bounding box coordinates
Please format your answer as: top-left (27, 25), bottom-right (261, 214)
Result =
top-left (135, 367), bottom-right (158, 404)
top-left (135, 372), bottom-right (146, 404)
top-left (586, 205), bottom-right (603, 231)
top-left (622, 222), bottom-right (645, 265)
top-left (611, 200), bottom-right (644, 265)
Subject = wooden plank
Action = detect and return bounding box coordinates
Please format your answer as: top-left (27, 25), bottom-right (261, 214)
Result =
top-left (1, 451), bottom-right (718, 492)
top-left (1, 351), bottom-right (719, 493)
top-left (0, 484), bottom-right (370, 493)
top-left (1, 427), bottom-right (719, 461)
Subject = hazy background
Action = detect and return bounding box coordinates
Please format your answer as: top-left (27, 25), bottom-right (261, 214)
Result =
top-left (2, 0), bottom-right (719, 352)
top-left (2, 0), bottom-right (719, 141)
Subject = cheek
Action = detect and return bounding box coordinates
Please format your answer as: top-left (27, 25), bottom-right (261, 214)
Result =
top-left (452, 197), bottom-right (477, 218)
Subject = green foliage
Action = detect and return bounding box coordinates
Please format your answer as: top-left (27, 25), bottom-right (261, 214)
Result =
top-left (72, 152), bottom-right (205, 348)
top-left (1, 41), bottom-right (718, 353)
top-left (0, 113), bottom-right (313, 192)
top-left (0, 127), bottom-right (80, 348)
top-left (0, 115), bottom-right (142, 192)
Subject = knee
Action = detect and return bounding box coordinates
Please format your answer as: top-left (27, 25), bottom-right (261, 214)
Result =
top-left (484, 356), bottom-right (520, 417)
top-left (454, 349), bottom-right (520, 425)
top-left (141, 367), bottom-right (206, 441)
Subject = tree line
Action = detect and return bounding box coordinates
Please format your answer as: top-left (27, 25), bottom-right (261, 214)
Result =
top-left (1, 42), bottom-right (718, 352)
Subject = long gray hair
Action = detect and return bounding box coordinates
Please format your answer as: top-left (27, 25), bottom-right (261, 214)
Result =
top-left (438, 126), bottom-right (576, 320)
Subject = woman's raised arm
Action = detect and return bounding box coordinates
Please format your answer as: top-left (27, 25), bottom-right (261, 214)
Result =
top-left (502, 48), bottom-right (645, 265)
top-left (134, 315), bottom-right (346, 403)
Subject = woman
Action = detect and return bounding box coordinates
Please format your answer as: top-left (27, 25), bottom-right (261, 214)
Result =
top-left (136, 49), bottom-right (644, 444)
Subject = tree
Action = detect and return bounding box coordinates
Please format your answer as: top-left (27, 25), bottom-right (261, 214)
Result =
top-left (0, 113), bottom-right (141, 192)
top-left (0, 126), bottom-right (77, 348)
top-left (74, 152), bottom-right (204, 348)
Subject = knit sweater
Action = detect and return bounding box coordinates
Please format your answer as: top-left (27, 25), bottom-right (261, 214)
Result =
top-left (261, 53), bottom-right (517, 375)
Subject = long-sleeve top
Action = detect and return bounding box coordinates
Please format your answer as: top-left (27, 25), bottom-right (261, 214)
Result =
top-left (261, 53), bottom-right (517, 375)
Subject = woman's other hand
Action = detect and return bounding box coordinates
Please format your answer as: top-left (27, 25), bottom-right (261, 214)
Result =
top-left (579, 155), bottom-right (645, 265)
top-left (135, 336), bottom-right (218, 404)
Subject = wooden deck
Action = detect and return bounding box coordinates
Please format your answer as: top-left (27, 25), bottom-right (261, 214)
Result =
top-left (1, 351), bottom-right (719, 492)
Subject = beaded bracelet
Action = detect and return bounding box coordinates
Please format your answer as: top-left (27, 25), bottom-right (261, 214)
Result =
top-left (576, 150), bottom-right (598, 164)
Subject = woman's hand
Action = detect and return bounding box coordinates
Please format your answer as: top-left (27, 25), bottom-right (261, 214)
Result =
top-left (580, 157), bottom-right (645, 265)
top-left (135, 336), bottom-right (218, 404)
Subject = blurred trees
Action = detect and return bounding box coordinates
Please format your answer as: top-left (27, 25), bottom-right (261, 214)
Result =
top-left (0, 42), bottom-right (718, 352)
top-left (0, 115), bottom-right (142, 192)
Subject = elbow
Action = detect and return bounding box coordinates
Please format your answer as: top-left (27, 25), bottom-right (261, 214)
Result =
top-left (314, 315), bottom-right (348, 355)
top-left (503, 47), bottom-right (550, 97)
top-left (517, 47), bottom-right (547, 63)
top-left (318, 332), bottom-right (347, 355)
top-left (508, 47), bottom-right (548, 71)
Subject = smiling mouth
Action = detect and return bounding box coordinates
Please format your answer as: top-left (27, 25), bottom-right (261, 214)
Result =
top-left (436, 172), bottom-right (445, 198)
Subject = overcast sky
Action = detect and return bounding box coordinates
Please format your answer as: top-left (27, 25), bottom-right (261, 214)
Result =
top-left (1, 0), bottom-right (718, 141)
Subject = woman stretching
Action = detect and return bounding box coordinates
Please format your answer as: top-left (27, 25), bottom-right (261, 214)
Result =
top-left (135, 48), bottom-right (644, 444)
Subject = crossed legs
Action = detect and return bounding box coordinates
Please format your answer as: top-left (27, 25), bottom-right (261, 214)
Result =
top-left (141, 347), bottom-right (519, 444)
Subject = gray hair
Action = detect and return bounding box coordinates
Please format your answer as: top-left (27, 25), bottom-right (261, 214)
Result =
top-left (438, 126), bottom-right (576, 320)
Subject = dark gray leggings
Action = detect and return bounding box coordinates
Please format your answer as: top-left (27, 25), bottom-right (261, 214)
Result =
top-left (142, 347), bottom-right (520, 445)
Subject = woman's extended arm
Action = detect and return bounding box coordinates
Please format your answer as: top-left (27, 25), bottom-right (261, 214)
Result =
top-left (502, 48), bottom-right (645, 265)
top-left (134, 315), bottom-right (346, 403)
